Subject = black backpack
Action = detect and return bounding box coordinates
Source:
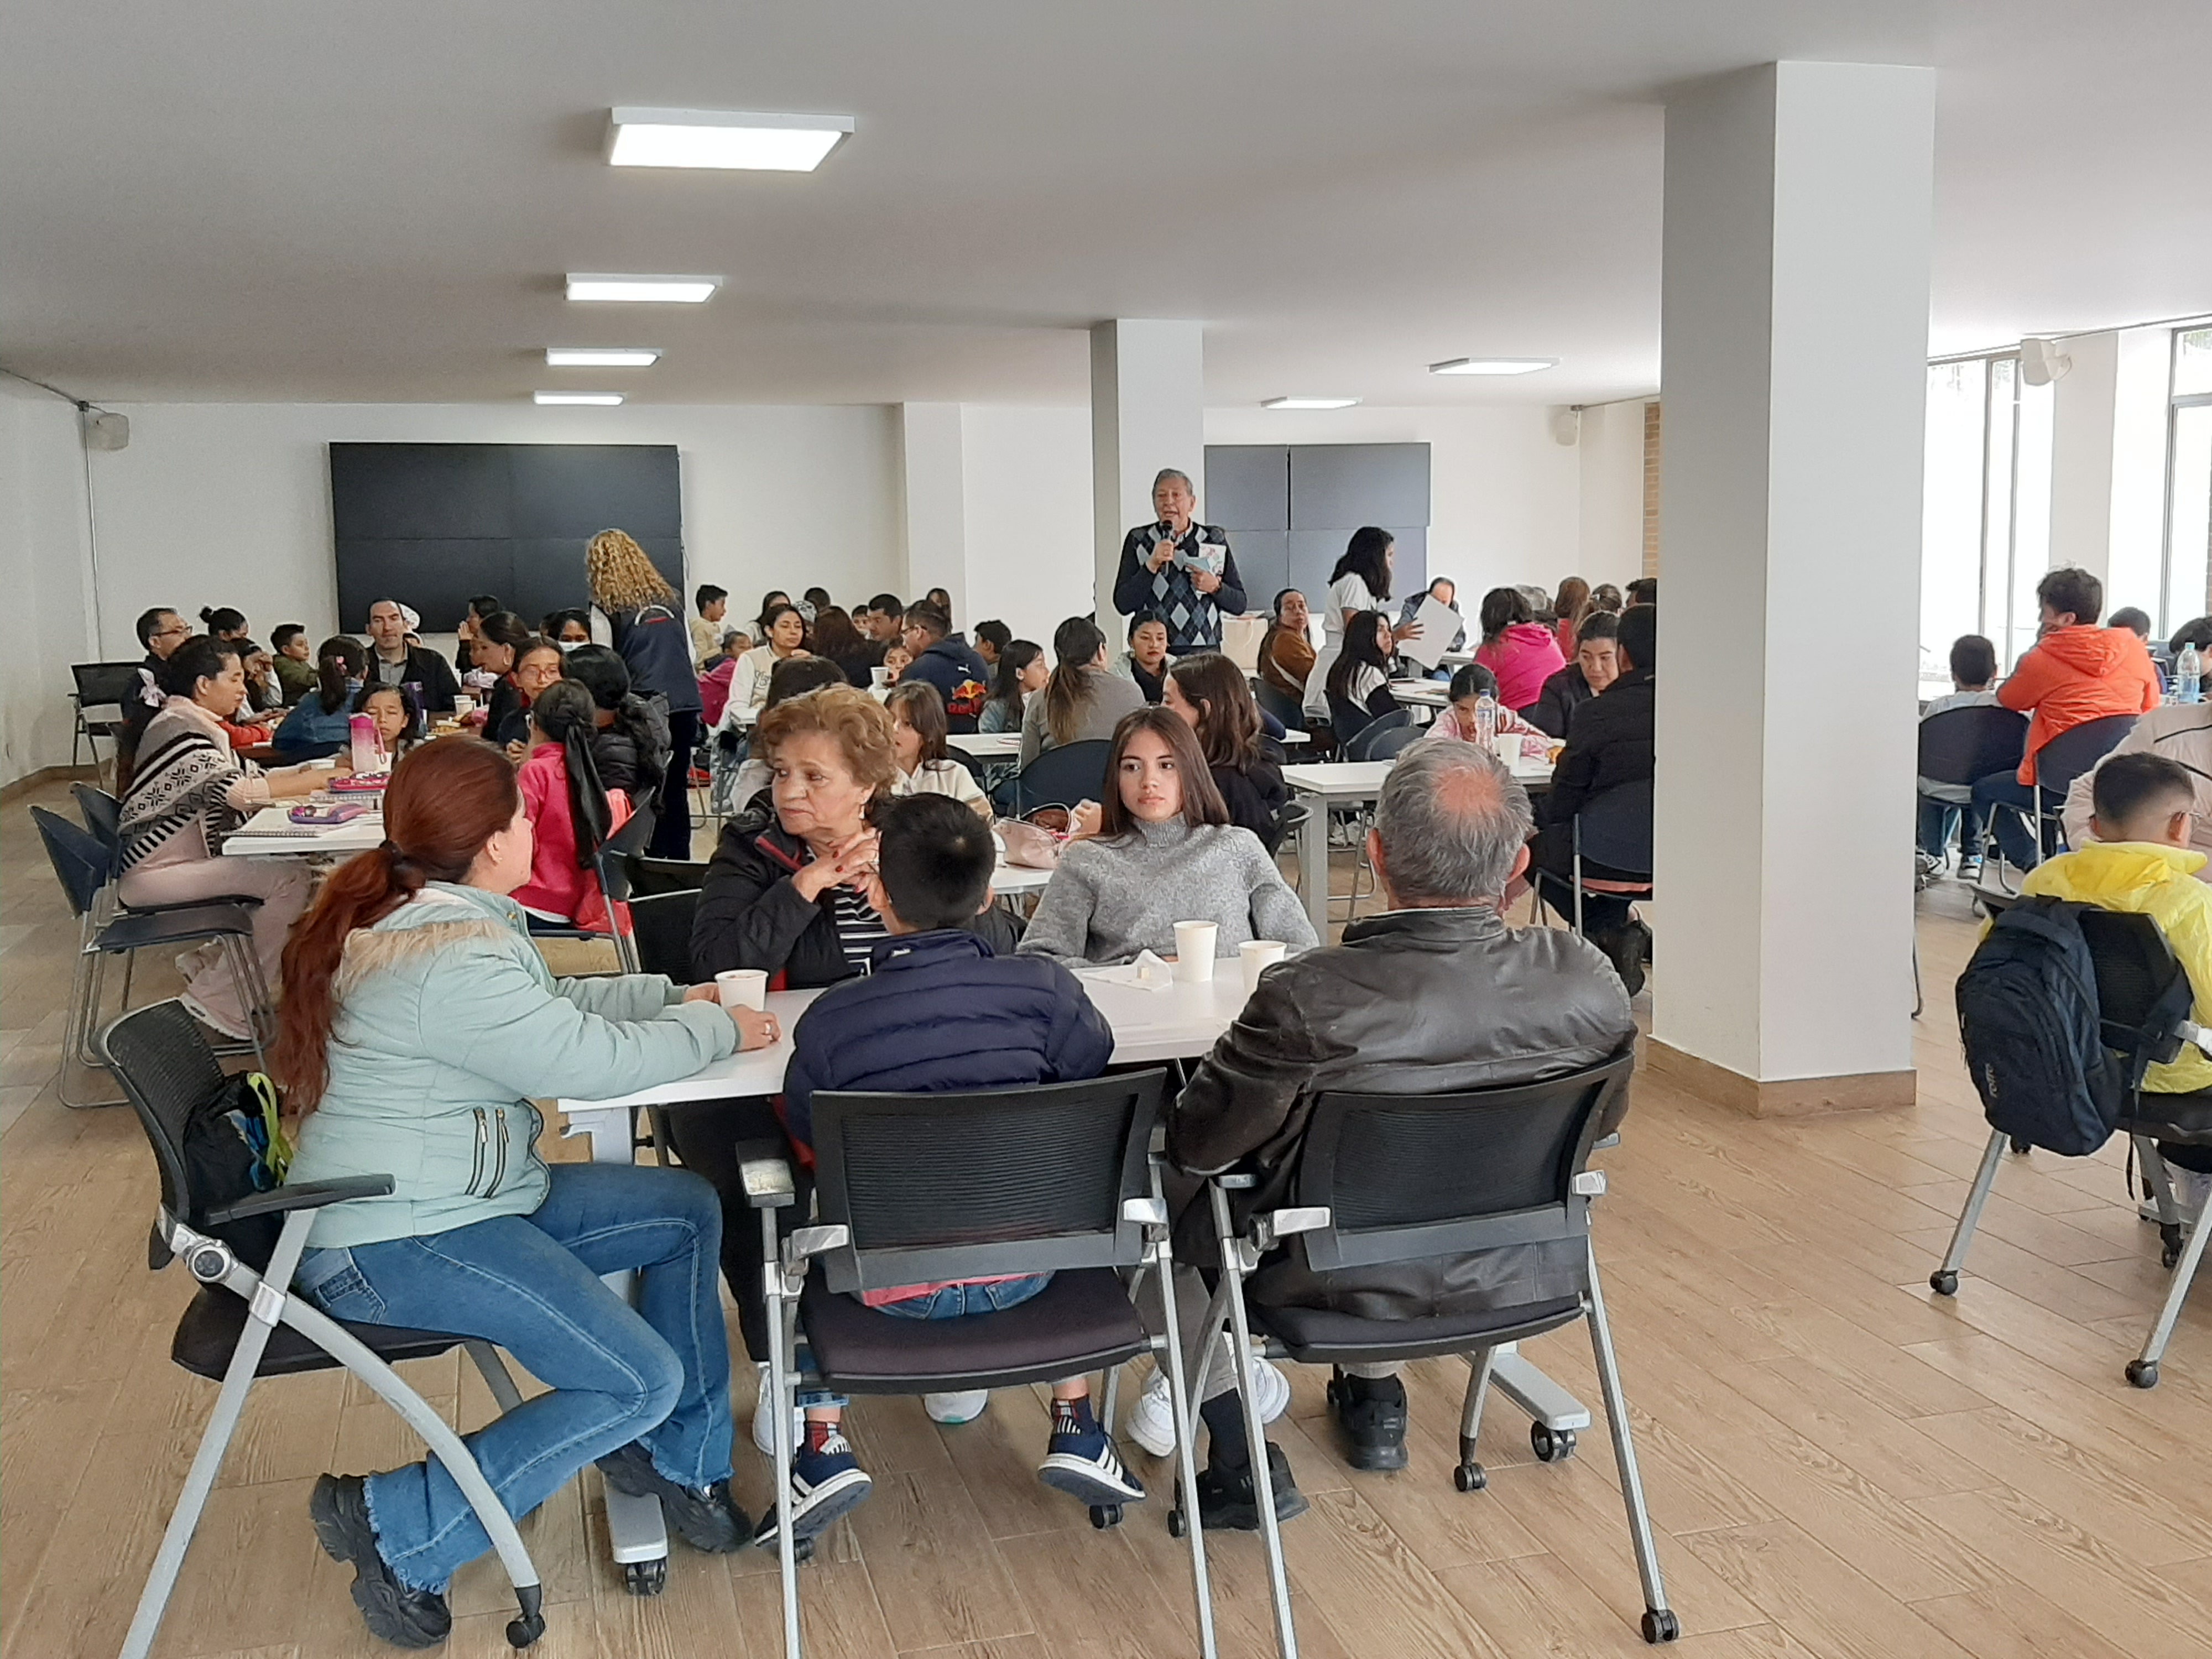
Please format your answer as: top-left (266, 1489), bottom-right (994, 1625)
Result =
top-left (1954, 897), bottom-right (2137, 1156)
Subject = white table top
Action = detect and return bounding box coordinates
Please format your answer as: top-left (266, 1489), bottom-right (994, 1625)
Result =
top-left (1439, 651), bottom-right (1477, 669)
top-left (988, 858), bottom-right (1053, 894)
top-left (950, 732), bottom-right (1022, 759)
top-left (1277, 729), bottom-right (1311, 747)
top-left (556, 962), bottom-right (1254, 1114)
top-left (1389, 679), bottom-right (1451, 707)
top-left (222, 804), bottom-right (385, 856)
top-left (1282, 754), bottom-right (1552, 799)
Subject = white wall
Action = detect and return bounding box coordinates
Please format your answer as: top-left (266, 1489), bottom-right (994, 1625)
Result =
top-left (1200, 403), bottom-right (1611, 598)
top-left (82, 401), bottom-right (902, 657)
top-left (0, 381), bottom-right (97, 786)
top-left (956, 405), bottom-right (1095, 647)
top-left (1577, 400), bottom-right (1651, 585)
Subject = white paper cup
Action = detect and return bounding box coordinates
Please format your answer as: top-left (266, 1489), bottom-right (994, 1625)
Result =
top-left (1172, 921), bottom-right (1218, 982)
top-left (716, 969), bottom-right (769, 1011)
top-left (870, 665), bottom-right (891, 687)
top-left (1489, 729), bottom-right (1520, 765)
top-left (1240, 938), bottom-right (1287, 993)
top-left (452, 693), bottom-right (476, 719)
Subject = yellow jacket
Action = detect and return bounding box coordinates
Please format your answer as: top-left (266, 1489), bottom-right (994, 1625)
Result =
top-left (2018, 841), bottom-right (2212, 1093)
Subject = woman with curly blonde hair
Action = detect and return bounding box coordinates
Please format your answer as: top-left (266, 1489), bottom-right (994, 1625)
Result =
top-left (585, 528), bottom-right (701, 857)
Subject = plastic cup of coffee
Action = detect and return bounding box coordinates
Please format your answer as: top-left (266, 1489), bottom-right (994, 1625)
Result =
top-left (1240, 938), bottom-right (1287, 993)
top-left (452, 693), bottom-right (476, 719)
top-left (1489, 728), bottom-right (1521, 765)
top-left (1172, 921), bottom-right (1218, 982)
top-left (716, 969), bottom-right (769, 1012)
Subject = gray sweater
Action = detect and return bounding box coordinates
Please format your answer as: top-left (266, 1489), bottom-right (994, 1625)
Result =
top-left (1018, 667), bottom-right (1147, 766)
top-left (1017, 817), bottom-right (1320, 967)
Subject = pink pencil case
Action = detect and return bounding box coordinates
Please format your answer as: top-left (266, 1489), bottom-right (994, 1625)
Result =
top-left (288, 803), bottom-right (371, 827)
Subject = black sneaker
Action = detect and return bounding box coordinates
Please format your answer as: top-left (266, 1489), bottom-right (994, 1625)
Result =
top-left (1194, 1443), bottom-right (1311, 1531)
top-left (309, 1473), bottom-right (452, 1650)
top-left (1326, 1371), bottom-right (1409, 1472)
top-left (1597, 920), bottom-right (1651, 996)
top-left (596, 1442), bottom-right (750, 1553)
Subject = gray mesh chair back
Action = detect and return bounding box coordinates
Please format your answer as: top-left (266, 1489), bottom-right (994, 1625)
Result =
top-left (100, 1000), bottom-right (232, 1255)
top-left (810, 1070), bottom-right (1166, 1295)
top-left (1916, 704), bottom-right (2027, 786)
top-left (72, 660), bottom-right (144, 708)
top-left (1013, 739), bottom-right (1110, 813)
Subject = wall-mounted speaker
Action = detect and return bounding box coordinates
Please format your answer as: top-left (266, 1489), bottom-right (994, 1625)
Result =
top-left (2019, 338), bottom-right (2072, 387)
top-left (81, 410), bottom-right (130, 451)
top-left (1550, 406), bottom-right (1582, 447)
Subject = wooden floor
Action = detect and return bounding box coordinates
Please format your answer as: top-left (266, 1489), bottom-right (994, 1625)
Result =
top-left (4, 771), bottom-right (2208, 1659)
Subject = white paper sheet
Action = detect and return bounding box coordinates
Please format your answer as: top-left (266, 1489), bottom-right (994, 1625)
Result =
top-left (1396, 596), bottom-right (1463, 670)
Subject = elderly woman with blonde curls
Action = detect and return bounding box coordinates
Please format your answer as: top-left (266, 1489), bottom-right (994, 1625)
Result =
top-left (585, 527), bottom-right (702, 858)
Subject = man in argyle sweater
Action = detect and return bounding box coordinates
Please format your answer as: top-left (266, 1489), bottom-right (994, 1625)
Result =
top-left (1112, 467), bottom-right (1248, 653)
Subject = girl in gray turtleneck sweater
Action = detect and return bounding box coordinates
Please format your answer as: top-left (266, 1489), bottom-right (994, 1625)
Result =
top-left (1017, 707), bottom-right (1318, 967)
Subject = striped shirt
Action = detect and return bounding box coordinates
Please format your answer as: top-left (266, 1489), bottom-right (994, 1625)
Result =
top-left (826, 878), bottom-right (889, 974)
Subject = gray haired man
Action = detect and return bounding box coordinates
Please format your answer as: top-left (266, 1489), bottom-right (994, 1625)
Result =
top-left (1166, 742), bottom-right (1636, 1509)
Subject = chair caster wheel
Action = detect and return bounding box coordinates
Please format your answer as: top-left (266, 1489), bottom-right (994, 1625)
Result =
top-left (1167, 1507), bottom-right (1187, 1538)
top-left (2159, 1228), bottom-right (2183, 1270)
top-left (2008, 1137), bottom-right (2031, 1156)
top-left (622, 1557), bottom-right (666, 1597)
top-left (2126, 1359), bottom-right (2159, 1389)
top-left (1089, 1504), bottom-right (1123, 1530)
top-left (506, 1613), bottom-right (545, 1647)
top-left (792, 1535), bottom-right (816, 1564)
top-left (1929, 1270), bottom-right (1958, 1296)
top-left (1453, 1462), bottom-right (1486, 1492)
top-left (1531, 1424), bottom-right (1575, 1463)
top-left (1642, 1608), bottom-right (1681, 1643)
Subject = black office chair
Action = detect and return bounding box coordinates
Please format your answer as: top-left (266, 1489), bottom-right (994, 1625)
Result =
top-left (1254, 679), bottom-right (1306, 735)
top-left (529, 804), bottom-right (659, 972)
top-left (629, 855), bottom-right (711, 896)
top-left (33, 806), bottom-right (270, 1107)
top-left (71, 659), bottom-right (144, 778)
top-left (1985, 712), bottom-right (2135, 882)
top-left (1011, 739), bottom-right (1110, 815)
top-left (1185, 1052), bottom-right (1676, 1651)
top-left (1530, 778), bottom-right (1654, 936)
top-left (1326, 690), bottom-right (1379, 747)
top-left (615, 887), bottom-right (701, 1171)
top-left (744, 1070), bottom-right (1215, 1659)
top-left (1348, 719), bottom-right (1421, 763)
top-left (1933, 908), bottom-right (2212, 1389)
top-left (100, 1001), bottom-right (547, 1659)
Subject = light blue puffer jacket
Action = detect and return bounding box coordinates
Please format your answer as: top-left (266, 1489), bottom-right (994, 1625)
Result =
top-left (287, 882), bottom-right (736, 1247)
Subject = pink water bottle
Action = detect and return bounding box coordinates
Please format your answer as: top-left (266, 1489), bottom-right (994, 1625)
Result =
top-left (349, 713), bottom-right (384, 775)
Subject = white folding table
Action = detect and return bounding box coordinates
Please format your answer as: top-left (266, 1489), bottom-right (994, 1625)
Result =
top-left (221, 804), bottom-right (386, 857)
top-left (948, 732), bottom-right (1023, 760)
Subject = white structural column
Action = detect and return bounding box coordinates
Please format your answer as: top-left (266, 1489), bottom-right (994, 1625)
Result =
top-left (2049, 327), bottom-right (2178, 612)
top-left (1651, 62), bottom-right (1936, 1114)
top-left (1090, 321), bottom-right (1205, 633)
top-left (898, 402), bottom-right (968, 612)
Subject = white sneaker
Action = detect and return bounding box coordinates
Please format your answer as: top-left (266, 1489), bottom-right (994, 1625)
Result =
top-left (752, 1366), bottom-right (804, 1458)
top-left (1126, 1355), bottom-right (1290, 1459)
top-left (924, 1390), bottom-right (989, 1425)
top-left (2176, 1168), bottom-right (2211, 1226)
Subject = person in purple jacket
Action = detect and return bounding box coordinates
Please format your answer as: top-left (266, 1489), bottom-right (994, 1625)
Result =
top-left (757, 792), bottom-right (1139, 1550)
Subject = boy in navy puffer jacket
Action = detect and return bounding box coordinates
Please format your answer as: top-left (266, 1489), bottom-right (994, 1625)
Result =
top-left (757, 793), bottom-right (1136, 1550)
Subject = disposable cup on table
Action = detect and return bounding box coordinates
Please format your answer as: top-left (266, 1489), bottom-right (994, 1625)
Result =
top-left (1240, 939), bottom-right (1286, 993)
top-left (1172, 922), bottom-right (1218, 982)
top-left (716, 969), bottom-right (769, 1010)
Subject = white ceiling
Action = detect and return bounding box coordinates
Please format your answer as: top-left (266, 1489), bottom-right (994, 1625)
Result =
top-left (3, 1), bottom-right (2206, 409)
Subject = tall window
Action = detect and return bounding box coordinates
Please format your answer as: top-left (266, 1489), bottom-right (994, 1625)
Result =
top-left (2168, 328), bottom-right (2212, 633)
top-left (1921, 355), bottom-right (2053, 683)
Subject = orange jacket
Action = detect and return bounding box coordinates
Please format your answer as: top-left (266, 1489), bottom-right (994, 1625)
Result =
top-left (1997, 625), bottom-right (2161, 782)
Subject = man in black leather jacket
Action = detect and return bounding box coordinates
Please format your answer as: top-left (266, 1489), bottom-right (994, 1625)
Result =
top-left (1168, 741), bottom-right (1636, 1505)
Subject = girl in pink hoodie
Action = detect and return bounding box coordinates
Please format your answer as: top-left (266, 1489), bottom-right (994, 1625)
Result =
top-left (1473, 587), bottom-right (1569, 712)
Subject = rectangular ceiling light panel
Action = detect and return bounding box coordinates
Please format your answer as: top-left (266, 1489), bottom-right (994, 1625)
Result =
top-left (608, 107), bottom-right (854, 171)
top-left (545, 347), bottom-right (662, 367)
top-left (1428, 357), bottom-right (1558, 375)
top-left (565, 274), bottom-right (721, 303)
top-left (534, 390), bottom-right (625, 406)
top-left (1262, 397), bottom-right (1361, 410)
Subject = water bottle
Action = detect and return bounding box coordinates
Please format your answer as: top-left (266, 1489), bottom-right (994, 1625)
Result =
top-left (1474, 694), bottom-right (1499, 749)
top-left (349, 713), bottom-right (384, 775)
top-left (2179, 644), bottom-right (2202, 705)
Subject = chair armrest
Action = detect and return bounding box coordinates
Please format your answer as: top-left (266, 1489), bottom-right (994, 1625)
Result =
top-left (740, 1156), bottom-right (796, 1210)
top-left (206, 1174), bottom-right (395, 1225)
top-left (1253, 1206), bottom-right (1330, 1248)
top-left (1592, 1132), bottom-right (1621, 1151)
top-left (1215, 1172), bottom-right (1258, 1191)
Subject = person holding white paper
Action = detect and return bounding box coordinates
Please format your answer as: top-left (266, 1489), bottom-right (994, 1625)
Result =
top-left (1304, 527), bottom-right (1424, 721)
top-left (1399, 577), bottom-right (1467, 670)
top-left (1112, 468), bottom-right (1248, 653)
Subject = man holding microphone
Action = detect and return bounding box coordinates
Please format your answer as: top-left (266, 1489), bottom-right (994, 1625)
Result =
top-left (1112, 467), bottom-right (1248, 654)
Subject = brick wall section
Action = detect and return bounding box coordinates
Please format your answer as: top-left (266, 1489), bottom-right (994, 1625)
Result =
top-left (1641, 401), bottom-right (1662, 578)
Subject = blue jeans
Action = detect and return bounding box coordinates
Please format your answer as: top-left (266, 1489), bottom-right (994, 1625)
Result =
top-left (1971, 771), bottom-right (2045, 870)
top-left (296, 1162), bottom-right (733, 1592)
top-left (1917, 793), bottom-right (1987, 861)
top-left (875, 1274), bottom-right (1052, 1321)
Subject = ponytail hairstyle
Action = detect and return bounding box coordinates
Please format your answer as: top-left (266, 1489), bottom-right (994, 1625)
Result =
top-left (531, 679), bottom-right (617, 870)
top-left (989, 639), bottom-right (1042, 711)
top-left (314, 635), bottom-right (368, 714)
top-left (1042, 615), bottom-right (1108, 746)
top-left (161, 635), bottom-right (241, 700)
top-left (274, 738), bottom-right (523, 1108)
top-left (199, 605), bottom-right (248, 638)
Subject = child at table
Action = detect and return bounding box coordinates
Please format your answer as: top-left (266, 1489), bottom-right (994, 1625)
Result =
top-left (512, 680), bottom-right (630, 932)
top-left (353, 681), bottom-right (421, 766)
top-left (758, 791), bottom-right (1131, 1550)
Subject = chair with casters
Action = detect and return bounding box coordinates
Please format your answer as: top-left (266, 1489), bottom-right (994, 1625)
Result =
top-left (744, 1071), bottom-right (1218, 1659)
top-left (1932, 907), bottom-right (2212, 1389)
top-left (32, 805), bottom-right (272, 1108)
top-left (98, 1000), bottom-right (547, 1659)
top-left (1181, 1052), bottom-right (1678, 1652)
top-left (1011, 739), bottom-right (1111, 816)
top-left (527, 804), bottom-right (658, 973)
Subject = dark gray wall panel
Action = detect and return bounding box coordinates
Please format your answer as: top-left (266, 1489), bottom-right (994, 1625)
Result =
top-left (1227, 530), bottom-right (1289, 606)
top-left (1203, 445), bottom-right (1290, 530)
top-left (1285, 526), bottom-right (1427, 608)
top-left (1288, 443), bottom-right (1431, 530)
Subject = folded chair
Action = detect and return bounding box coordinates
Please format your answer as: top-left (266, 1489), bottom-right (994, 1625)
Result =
top-left (33, 805), bottom-right (271, 1108)
top-left (1185, 1052), bottom-right (1679, 1653)
top-left (100, 1000), bottom-right (547, 1658)
top-left (744, 1070), bottom-right (1218, 1659)
top-left (1932, 907), bottom-right (2211, 1389)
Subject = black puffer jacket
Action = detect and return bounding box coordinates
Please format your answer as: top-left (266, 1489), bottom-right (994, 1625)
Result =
top-left (1545, 666), bottom-right (1653, 826)
top-left (1169, 905), bottom-right (1636, 1321)
top-left (592, 693), bottom-right (672, 802)
top-left (690, 794), bottom-right (1020, 985)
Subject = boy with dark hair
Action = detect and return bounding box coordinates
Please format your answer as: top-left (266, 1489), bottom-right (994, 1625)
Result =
top-left (2020, 752), bottom-right (2212, 1218)
top-left (1973, 566), bottom-right (2163, 871)
top-left (692, 584), bottom-right (729, 669)
top-left (863, 593), bottom-right (906, 645)
top-left (1917, 633), bottom-right (2004, 881)
top-left (898, 606), bottom-right (992, 731)
top-left (759, 794), bottom-right (1137, 1548)
top-left (270, 622), bottom-right (317, 704)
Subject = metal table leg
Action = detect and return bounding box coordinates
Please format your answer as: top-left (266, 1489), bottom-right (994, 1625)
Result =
top-left (1296, 795), bottom-right (1328, 933)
